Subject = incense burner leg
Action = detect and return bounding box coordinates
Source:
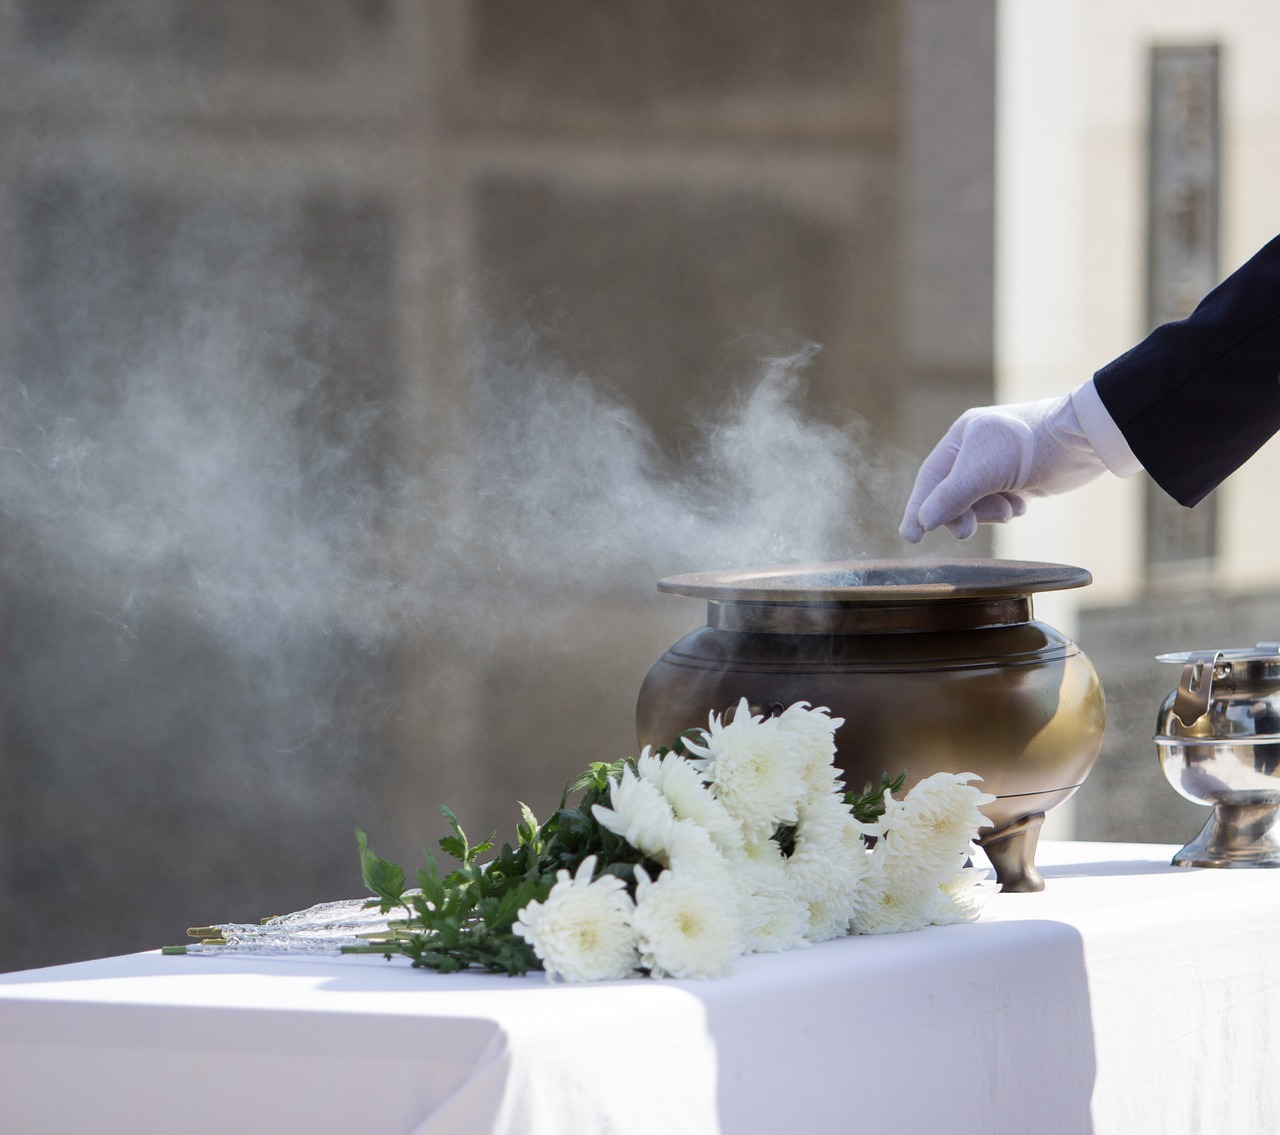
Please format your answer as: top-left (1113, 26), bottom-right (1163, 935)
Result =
top-left (976, 811), bottom-right (1046, 893)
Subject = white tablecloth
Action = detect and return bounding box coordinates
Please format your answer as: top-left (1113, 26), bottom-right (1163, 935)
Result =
top-left (3, 841), bottom-right (1280, 1135)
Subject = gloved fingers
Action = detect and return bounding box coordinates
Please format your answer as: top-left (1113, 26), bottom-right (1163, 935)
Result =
top-left (935, 493), bottom-right (1028, 542)
top-left (898, 417), bottom-right (969, 542)
top-left (943, 510), bottom-right (978, 540)
top-left (969, 492), bottom-right (1029, 524)
top-left (914, 415), bottom-right (1034, 535)
top-left (899, 512), bottom-right (928, 544)
top-left (899, 512), bottom-right (929, 544)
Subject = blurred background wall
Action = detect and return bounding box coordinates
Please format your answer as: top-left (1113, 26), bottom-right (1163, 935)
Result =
top-left (3, 0), bottom-right (1276, 975)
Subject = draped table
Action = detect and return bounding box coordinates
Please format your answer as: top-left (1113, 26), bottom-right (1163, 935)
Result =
top-left (3, 840), bottom-right (1279, 1135)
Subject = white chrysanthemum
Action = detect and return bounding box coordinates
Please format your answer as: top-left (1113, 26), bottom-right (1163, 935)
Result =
top-left (803, 891), bottom-right (856, 943)
top-left (738, 870), bottom-right (811, 953)
top-left (635, 748), bottom-right (744, 855)
top-left (591, 766), bottom-right (678, 859)
top-left (874, 832), bottom-right (967, 893)
top-left (886, 771), bottom-right (995, 849)
top-left (512, 856), bottom-right (638, 982)
top-left (865, 828), bottom-right (950, 902)
top-left (929, 866), bottom-right (995, 926)
top-left (877, 772), bottom-right (995, 888)
top-left (663, 818), bottom-right (729, 876)
top-left (682, 699), bottom-right (808, 842)
top-left (787, 837), bottom-right (868, 902)
top-left (783, 844), bottom-right (855, 941)
top-left (775, 701), bottom-right (843, 758)
top-left (734, 834), bottom-right (789, 873)
top-left (849, 867), bottom-right (936, 936)
top-left (775, 702), bottom-right (846, 799)
top-left (632, 865), bottom-right (743, 978)
top-left (786, 831), bottom-right (869, 943)
top-left (721, 834), bottom-right (809, 954)
top-left (795, 792), bottom-right (877, 862)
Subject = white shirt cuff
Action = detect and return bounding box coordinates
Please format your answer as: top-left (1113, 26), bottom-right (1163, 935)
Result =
top-left (1071, 378), bottom-right (1143, 477)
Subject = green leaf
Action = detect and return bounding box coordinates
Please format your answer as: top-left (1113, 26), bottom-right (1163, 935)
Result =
top-left (516, 801), bottom-right (541, 851)
top-left (356, 829), bottom-right (407, 911)
top-left (554, 806), bottom-right (594, 837)
top-left (416, 857), bottom-right (446, 909)
top-left (672, 728), bottom-right (708, 756)
top-left (845, 770), bottom-right (909, 826)
top-left (773, 822), bottom-right (798, 858)
top-left (437, 803), bottom-right (469, 861)
top-left (437, 803), bottom-right (494, 865)
top-left (566, 758), bottom-right (630, 798)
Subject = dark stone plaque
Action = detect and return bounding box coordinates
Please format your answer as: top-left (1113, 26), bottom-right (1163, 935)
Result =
top-left (1144, 43), bottom-right (1221, 581)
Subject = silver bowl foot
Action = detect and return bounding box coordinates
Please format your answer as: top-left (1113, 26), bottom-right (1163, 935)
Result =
top-left (976, 811), bottom-right (1046, 892)
top-left (1173, 799), bottom-right (1280, 868)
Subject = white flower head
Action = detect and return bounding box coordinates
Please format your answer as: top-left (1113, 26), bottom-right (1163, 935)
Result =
top-left (636, 748), bottom-right (744, 855)
top-left (849, 868), bottom-right (936, 936)
top-left (795, 792), bottom-right (877, 861)
top-left (592, 765), bottom-right (678, 860)
top-left (682, 699), bottom-right (808, 842)
top-left (775, 702), bottom-right (846, 799)
top-left (887, 771), bottom-right (995, 847)
top-left (729, 833), bottom-right (788, 878)
top-left (786, 824), bottom-right (869, 942)
top-left (513, 856), bottom-right (638, 982)
top-left (787, 836), bottom-right (866, 901)
top-left (711, 834), bottom-right (791, 946)
top-left (873, 831), bottom-right (967, 895)
top-left (738, 872), bottom-right (812, 954)
top-left (929, 866), bottom-right (995, 926)
top-left (877, 772), bottom-right (995, 888)
top-left (632, 865), bottom-right (743, 978)
top-left (803, 892), bottom-right (856, 943)
top-left (663, 819), bottom-right (729, 876)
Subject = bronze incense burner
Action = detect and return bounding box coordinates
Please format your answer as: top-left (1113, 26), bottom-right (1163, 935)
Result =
top-left (636, 559), bottom-right (1106, 892)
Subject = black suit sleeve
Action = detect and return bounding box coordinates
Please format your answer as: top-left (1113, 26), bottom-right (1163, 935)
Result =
top-left (1093, 234), bottom-right (1280, 507)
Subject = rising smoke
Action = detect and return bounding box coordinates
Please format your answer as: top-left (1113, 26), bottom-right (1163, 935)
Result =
top-left (4, 302), bottom-right (901, 667)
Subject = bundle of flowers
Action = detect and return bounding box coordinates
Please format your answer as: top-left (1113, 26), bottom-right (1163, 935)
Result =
top-left (349, 700), bottom-right (996, 981)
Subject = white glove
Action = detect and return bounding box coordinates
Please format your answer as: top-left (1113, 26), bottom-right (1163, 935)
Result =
top-left (899, 392), bottom-right (1111, 542)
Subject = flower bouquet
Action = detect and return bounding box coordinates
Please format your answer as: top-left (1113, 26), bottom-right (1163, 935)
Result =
top-left (347, 699), bottom-right (996, 981)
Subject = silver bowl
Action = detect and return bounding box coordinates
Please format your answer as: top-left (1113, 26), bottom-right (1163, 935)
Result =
top-left (1156, 645), bottom-right (1280, 867)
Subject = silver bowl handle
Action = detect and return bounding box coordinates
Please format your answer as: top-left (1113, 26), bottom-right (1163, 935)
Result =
top-left (1172, 650), bottom-right (1226, 727)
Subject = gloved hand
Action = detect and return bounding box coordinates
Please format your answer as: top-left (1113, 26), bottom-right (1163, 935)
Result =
top-left (899, 393), bottom-right (1111, 542)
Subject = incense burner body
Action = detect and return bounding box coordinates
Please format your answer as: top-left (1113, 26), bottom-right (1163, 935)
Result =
top-left (636, 560), bottom-right (1106, 892)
